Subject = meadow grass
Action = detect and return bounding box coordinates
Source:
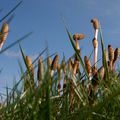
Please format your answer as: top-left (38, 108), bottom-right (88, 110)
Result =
top-left (0, 2), bottom-right (120, 120)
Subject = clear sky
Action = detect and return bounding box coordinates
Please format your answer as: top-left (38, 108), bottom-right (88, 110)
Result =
top-left (0, 0), bottom-right (120, 93)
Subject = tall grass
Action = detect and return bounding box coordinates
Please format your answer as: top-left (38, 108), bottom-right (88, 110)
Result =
top-left (0, 3), bottom-right (120, 119)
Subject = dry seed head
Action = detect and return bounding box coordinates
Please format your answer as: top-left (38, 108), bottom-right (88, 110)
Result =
top-left (84, 56), bottom-right (91, 74)
top-left (26, 56), bottom-right (34, 77)
top-left (98, 66), bottom-right (105, 80)
top-left (0, 23), bottom-right (9, 49)
top-left (108, 45), bottom-right (114, 61)
top-left (68, 57), bottom-right (73, 72)
top-left (114, 48), bottom-right (119, 63)
top-left (26, 56), bottom-right (32, 67)
top-left (1, 23), bottom-right (9, 42)
top-left (51, 54), bottom-right (59, 70)
top-left (47, 56), bottom-right (52, 68)
top-left (73, 33), bottom-right (85, 41)
top-left (92, 38), bottom-right (98, 48)
top-left (91, 18), bottom-right (99, 30)
top-left (37, 57), bottom-right (44, 81)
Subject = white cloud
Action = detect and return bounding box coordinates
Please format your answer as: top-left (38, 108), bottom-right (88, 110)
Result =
top-left (4, 50), bottom-right (21, 58)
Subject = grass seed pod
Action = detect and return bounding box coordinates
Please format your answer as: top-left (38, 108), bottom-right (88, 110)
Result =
top-left (73, 33), bottom-right (85, 50)
top-left (51, 54), bottom-right (59, 77)
top-left (98, 66), bottom-right (105, 80)
top-left (108, 45), bottom-right (114, 70)
top-left (25, 56), bottom-right (34, 89)
top-left (47, 56), bottom-right (52, 69)
top-left (0, 23), bottom-right (9, 50)
top-left (37, 57), bottom-right (44, 85)
top-left (84, 56), bottom-right (92, 80)
top-left (91, 18), bottom-right (99, 39)
top-left (57, 64), bottom-right (61, 96)
top-left (92, 38), bottom-right (98, 68)
top-left (113, 48), bottom-right (119, 64)
top-left (26, 56), bottom-right (34, 78)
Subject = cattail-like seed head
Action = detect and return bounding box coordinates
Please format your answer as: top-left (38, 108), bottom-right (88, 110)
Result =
top-left (0, 23), bottom-right (9, 49)
top-left (37, 57), bottom-right (44, 82)
top-left (84, 56), bottom-right (91, 74)
top-left (92, 38), bottom-right (98, 48)
top-left (73, 33), bottom-right (85, 41)
top-left (47, 56), bottom-right (52, 69)
top-left (91, 18), bottom-right (99, 30)
top-left (114, 48), bottom-right (119, 63)
top-left (98, 66), bottom-right (105, 80)
top-left (26, 56), bottom-right (34, 77)
top-left (51, 54), bottom-right (59, 70)
top-left (108, 45), bottom-right (114, 61)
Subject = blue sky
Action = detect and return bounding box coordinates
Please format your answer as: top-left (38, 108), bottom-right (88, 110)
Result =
top-left (0, 0), bottom-right (120, 93)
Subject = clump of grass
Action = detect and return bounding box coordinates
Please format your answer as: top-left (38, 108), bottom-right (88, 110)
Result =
top-left (0, 16), bottom-right (120, 120)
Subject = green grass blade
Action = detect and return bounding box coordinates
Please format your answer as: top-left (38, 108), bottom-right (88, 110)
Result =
top-left (0, 32), bottom-right (33, 54)
top-left (99, 26), bottom-right (109, 81)
top-left (0, 1), bottom-right (22, 23)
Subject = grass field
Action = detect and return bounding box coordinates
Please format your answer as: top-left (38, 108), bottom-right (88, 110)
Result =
top-left (0, 2), bottom-right (120, 120)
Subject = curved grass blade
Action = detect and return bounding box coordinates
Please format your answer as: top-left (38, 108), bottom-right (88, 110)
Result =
top-left (0, 1), bottom-right (22, 23)
top-left (0, 32), bottom-right (33, 54)
top-left (99, 25), bottom-right (109, 81)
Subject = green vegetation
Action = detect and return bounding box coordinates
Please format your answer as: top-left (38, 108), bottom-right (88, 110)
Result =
top-left (0, 2), bottom-right (120, 120)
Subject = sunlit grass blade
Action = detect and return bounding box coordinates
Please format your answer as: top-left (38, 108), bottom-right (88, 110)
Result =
top-left (0, 1), bottom-right (22, 23)
top-left (0, 32), bottom-right (33, 54)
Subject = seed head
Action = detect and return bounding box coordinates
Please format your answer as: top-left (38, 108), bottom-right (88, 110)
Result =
top-left (51, 54), bottom-right (59, 70)
top-left (108, 45), bottom-right (114, 61)
top-left (47, 56), bottom-right (52, 69)
top-left (114, 48), bottom-right (119, 63)
top-left (84, 56), bottom-right (91, 74)
top-left (37, 57), bottom-right (44, 81)
top-left (91, 18), bottom-right (99, 30)
top-left (92, 38), bottom-right (98, 48)
top-left (73, 33), bottom-right (85, 41)
top-left (26, 56), bottom-right (34, 78)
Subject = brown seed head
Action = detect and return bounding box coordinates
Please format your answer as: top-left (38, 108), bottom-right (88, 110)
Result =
top-left (108, 45), bottom-right (114, 61)
top-left (0, 23), bottom-right (9, 47)
top-left (47, 56), bottom-right (52, 68)
top-left (84, 56), bottom-right (91, 74)
top-left (73, 33), bottom-right (85, 41)
top-left (92, 38), bottom-right (98, 48)
top-left (114, 48), bottom-right (120, 63)
top-left (91, 18), bottom-right (99, 30)
top-left (37, 57), bottom-right (44, 81)
top-left (51, 54), bottom-right (59, 70)
top-left (26, 56), bottom-right (34, 77)
top-left (61, 59), bottom-right (66, 73)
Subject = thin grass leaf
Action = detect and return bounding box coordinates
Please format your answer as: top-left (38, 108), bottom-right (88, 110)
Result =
top-left (66, 28), bottom-right (89, 79)
top-left (0, 1), bottom-right (22, 23)
top-left (99, 25), bottom-right (109, 80)
top-left (0, 32), bottom-right (33, 54)
top-left (7, 14), bottom-right (15, 24)
top-left (19, 44), bottom-right (34, 84)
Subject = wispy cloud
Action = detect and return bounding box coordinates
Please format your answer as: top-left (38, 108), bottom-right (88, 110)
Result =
top-left (4, 50), bottom-right (21, 58)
